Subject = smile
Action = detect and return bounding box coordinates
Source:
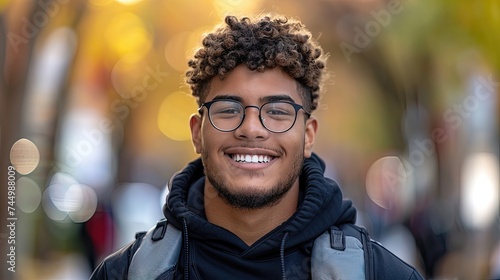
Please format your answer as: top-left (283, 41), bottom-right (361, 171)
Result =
top-left (231, 154), bottom-right (272, 163)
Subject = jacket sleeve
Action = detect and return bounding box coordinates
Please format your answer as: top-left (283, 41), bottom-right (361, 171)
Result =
top-left (90, 232), bottom-right (146, 280)
top-left (371, 241), bottom-right (425, 280)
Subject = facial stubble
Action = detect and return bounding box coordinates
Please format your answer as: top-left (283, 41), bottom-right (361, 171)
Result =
top-left (202, 151), bottom-right (304, 210)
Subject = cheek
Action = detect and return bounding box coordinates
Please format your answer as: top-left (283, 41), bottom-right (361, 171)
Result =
top-left (200, 124), bottom-right (220, 152)
top-left (282, 133), bottom-right (305, 154)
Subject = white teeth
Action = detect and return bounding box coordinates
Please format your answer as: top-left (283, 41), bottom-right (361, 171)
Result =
top-left (231, 154), bottom-right (271, 163)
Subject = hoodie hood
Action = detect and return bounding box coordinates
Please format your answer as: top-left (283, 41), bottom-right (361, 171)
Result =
top-left (163, 152), bottom-right (356, 258)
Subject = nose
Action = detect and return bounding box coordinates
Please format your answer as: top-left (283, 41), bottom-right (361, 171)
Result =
top-left (234, 106), bottom-right (269, 140)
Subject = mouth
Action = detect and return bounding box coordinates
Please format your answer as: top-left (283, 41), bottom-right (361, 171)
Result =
top-left (224, 147), bottom-right (279, 166)
top-left (229, 154), bottom-right (274, 163)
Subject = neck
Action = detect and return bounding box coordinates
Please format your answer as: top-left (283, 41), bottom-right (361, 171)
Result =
top-left (204, 182), bottom-right (299, 246)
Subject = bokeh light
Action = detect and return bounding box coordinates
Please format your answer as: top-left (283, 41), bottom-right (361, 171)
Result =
top-left (115, 0), bottom-right (144, 5)
top-left (10, 138), bottom-right (40, 175)
top-left (43, 183), bottom-right (70, 222)
top-left (164, 29), bottom-right (208, 73)
top-left (365, 156), bottom-right (408, 210)
top-left (158, 91), bottom-right (197, 141)
top-left (68, 184), bottom-right (98, 223)
top-left (460, 152), bottom-right (499, 230)
top-left (16, 176), bottom-right (42, 213)
top-left (42, 172), bottom-right (98, 223)
top-left (105, 12), bottom-right (152, 60)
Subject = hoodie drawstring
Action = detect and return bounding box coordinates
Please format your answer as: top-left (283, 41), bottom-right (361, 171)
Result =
top-left (280, 232), bottom-right (289, 280)
top-left (182, 219), bottom-right (189, 280)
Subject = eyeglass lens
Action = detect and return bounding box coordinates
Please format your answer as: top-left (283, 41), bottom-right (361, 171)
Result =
top-left (207, 100), bottom-right (299, 133)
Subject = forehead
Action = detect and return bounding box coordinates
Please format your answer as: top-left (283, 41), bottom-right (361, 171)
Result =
top-left (205, 65), bottom-right (302, 104)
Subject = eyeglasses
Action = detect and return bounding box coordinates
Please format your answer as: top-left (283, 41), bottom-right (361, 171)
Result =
top-left (198, 99), bottom-right (310, 133)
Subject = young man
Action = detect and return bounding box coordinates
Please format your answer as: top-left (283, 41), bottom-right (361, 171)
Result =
top-left (91, 14), bottom-right (424, 279)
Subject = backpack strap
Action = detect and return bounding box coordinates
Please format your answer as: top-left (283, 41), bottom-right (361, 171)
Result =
top-left (359, 226), bottom-right (375, 280)
top-left (311, 224), bottom-right (375, 280)
top-left (128, 219), bottom-right (375, 280)
top-left (340, 224), bottom-right (376, 280)
top-left (128, 219), bottom-right (182, 280)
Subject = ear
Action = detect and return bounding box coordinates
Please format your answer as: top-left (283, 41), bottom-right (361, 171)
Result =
top-left (190, 113), bottom-right (202, 154)
top-left (303, 116), bottom-right (318, 158)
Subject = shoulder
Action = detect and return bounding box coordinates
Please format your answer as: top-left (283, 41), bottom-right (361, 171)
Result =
top-left (89, 231), bottom-right (147, 280)
top-left (369, 238), bottom-right (425, 280)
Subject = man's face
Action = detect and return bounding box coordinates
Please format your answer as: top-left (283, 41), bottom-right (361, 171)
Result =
top-left (190, 65), bottom-right (318, 209)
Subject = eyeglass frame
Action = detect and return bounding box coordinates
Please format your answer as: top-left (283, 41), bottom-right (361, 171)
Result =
top-left (198, 99), bottom-right (311, 133)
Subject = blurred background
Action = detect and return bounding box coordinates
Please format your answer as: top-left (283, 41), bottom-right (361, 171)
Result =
top-left (0, 0), bottom-right (498, 279)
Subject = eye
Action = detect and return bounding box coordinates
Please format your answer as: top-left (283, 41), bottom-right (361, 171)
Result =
top-left (266, 108), bottom-right (291, 115)
top-left (213, 106), bottom-right (241, 115)
top-left (211, 101), bottom-right (243, 117)
top-left (263, 103), bottom-right (294, 117)
top-left (216, 107), bottom-right (241, 114)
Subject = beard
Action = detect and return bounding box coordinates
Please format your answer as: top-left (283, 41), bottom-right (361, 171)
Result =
top-left (202, 151), bottom-right (304, 210)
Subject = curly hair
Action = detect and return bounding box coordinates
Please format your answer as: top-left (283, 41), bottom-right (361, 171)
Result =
top-left (185, 14), bottom-right (327, 112)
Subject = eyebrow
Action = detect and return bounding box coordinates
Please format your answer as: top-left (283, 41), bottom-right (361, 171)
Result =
top-left (212, 95), bottom-right (243, 102)
top-left (261, 94), bottom-right (295, 103)
top-left (211, 94), bottom-right (296, 103)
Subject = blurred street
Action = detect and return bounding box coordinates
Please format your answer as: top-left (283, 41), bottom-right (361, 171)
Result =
top-left (0, 0), bottom-right (498, 279)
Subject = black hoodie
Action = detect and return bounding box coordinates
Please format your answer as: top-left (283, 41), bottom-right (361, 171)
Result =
top-left (90, 153), bottom-right (424, 279)
top-left (163, 153), bottom-right (356, 279)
